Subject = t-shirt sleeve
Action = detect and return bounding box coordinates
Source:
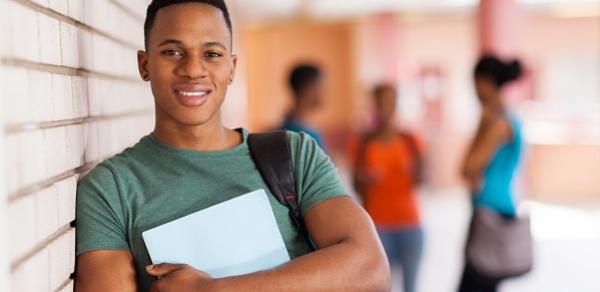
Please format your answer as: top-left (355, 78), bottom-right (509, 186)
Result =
top-left (288, 131), bottom-right (348, 217)
top-left (76, 163), bottom-right (130, 256)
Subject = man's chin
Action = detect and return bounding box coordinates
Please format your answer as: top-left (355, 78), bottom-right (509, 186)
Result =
top-left (172, 117), bottom-right (214, 128)
top-left (157, 112), bottom-right (214, 128)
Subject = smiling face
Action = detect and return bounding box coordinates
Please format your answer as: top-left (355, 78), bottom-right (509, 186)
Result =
top-left (137, 3), bottom-right (237, 127)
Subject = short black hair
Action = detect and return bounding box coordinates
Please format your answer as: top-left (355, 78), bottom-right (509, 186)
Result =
top-left (144, 0), bottom-right (232, 49)
top-left (288, 64), bottom-right (321, 98)
top-left (373, 83), bottom-right (396, 101)
top-left (474, 55), bottom-right (522, 88)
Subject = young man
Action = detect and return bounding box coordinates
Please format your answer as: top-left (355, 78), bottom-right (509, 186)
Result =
top-left (74, 1), bottom-right (390, 292)
top-left (282, 64), bottom-right (327, 151)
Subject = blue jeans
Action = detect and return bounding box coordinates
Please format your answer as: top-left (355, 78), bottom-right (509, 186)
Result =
top-left (378, 227), bottom-right (424, 292)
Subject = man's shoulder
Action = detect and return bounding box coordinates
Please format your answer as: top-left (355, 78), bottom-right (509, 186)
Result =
top-left (79, 137), bottom-right (149, 186)
top-left (283, 130), bottom-right (322, 154)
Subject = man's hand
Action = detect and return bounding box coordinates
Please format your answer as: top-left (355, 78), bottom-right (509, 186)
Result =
top-left (146, 263), bottom-right (217, 292)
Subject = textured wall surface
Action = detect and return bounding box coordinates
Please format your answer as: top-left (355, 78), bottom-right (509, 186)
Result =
top-left (1, 0), bottom-right (154, 291)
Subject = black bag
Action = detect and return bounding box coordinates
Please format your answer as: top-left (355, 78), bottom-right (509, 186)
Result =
top-left (465, 206), bottom-right (533, 280)
top-left (248, 131), bottom-right (316, 251)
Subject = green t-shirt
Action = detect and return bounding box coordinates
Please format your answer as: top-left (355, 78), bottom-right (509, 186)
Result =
top-left (75, 129), bottom-right (347, 291)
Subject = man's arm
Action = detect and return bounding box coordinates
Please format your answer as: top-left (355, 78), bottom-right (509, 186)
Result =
top-left (75, 250), bottom-right (137, 292)
top-left (212, 196), bottom-right (390, 291)
top-left (76, 196), bottom-right (390, 292)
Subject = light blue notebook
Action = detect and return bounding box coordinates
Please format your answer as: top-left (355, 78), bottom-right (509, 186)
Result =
top-left (142, 189), bottom-right (291, 278)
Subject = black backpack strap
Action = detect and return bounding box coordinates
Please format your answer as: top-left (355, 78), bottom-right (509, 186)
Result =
top-left (247, 131), bottom-right (315, 251)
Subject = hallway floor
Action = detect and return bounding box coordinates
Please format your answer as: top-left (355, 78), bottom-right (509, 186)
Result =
top-left (407, 193), bottom-right (600, 292)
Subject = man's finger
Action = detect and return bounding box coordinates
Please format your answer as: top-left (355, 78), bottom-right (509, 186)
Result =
top-left (145, 263), bottom-right (186, 277)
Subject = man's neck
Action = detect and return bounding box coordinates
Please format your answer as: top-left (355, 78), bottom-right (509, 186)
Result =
top-left (152, 114), bottom-right (241, 152)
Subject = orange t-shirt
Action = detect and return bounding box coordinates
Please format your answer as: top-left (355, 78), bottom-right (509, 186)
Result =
top-left (349, 133), bottom-right (422, 228)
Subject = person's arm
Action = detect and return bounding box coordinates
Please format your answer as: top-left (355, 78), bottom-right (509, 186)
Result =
top-left (74, 164), bottom-right (138, 292)
top-left (146, 196), bottom-right (390, 292)
top-left (75, 250), bottom-right (137, 292)
top-left (462, 115), bottom-right (512, 191)
top-left (350, 134), bottom-right (378, 201)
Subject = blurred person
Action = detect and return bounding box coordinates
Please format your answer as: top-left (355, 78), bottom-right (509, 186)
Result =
top-left (458, 56), bottom-right (525, 292)
top-left (74, 1), bottom-right (390, 291)
top-left (282, 64), bottom-right (328, 151)
top-left (351, 84), bottom-right (425, 292)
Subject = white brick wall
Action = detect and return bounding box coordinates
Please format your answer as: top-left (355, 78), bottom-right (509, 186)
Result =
top-left (1, 0), bottom-right (154, 291)
top-left (0, 0), bottom-right (10, 291)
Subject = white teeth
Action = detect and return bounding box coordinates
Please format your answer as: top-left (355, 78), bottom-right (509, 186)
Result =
top-left (177, 91), bottom-right (208, 97)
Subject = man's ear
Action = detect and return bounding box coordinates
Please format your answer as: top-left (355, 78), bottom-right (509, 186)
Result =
top-left (228, 54), bottom-right (238, 84)
top-left (137, 50), bottom-right (150, 81)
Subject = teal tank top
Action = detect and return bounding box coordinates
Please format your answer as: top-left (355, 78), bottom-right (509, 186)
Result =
top-left (474, 113), bottom-right (525, 217)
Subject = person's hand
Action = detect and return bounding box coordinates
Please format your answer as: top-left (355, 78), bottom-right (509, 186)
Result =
top-left (354, 169), bottom-right (381, 194)
top-left (146, 263), bottom-right (218, 292)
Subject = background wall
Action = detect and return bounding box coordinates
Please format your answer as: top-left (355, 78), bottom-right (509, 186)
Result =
top-left (0, 0), bottom-right (155, 291)
top-left (1, 2), bottom-right (10, 290)
top-left (242, 11), bottom-right (600, 199)
top-left (242, 21), bottom-right (357, 132)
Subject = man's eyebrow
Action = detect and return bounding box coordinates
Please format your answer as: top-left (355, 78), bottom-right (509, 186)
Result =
top-left (203, 41), bottom-right (227, 50)
top-left (157, 39), bottom-right (184, 47)
top-left (156, 40), bottom-right (227, 50)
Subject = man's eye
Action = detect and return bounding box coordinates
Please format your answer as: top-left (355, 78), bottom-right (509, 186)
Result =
top-left (162, 49), bottom-right (182, 57)
top-left (206, 51), bottom-right (222, 58)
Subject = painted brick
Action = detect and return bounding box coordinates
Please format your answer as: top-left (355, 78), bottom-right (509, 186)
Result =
top-left (104, 1), bottom-right (119, 42)
top-left (112, 0), bottom-right (147, 18)
top-left (10, 248), bottom-right (50, 292)
top-left (59, 280), bottom-right (74, 292)
top-left (67, 0), bottom-right (83, 21)
top-left (7, 195), bottom-right (36, 263)
top-left (65, 124), bottom-right (85, 170)
top-left (49, 228), bottom-right (75, 290)
top-left (98, 120), bottom-right (123, 157)
top-left (30, 0), bottom-right (49, 8)
top-left (0, 1), bottom-right (10, 55)
top-left (86, 77), bottom-right (103, 116)
top-left (83, 122), bottom-right (100, 163)
top-left (57, 176), bottom-right (77, 227)
top-left (60, 21), bottom-right (79, 68)
top-left (28, 70), bottom-right (55, 122)
top-left (52, 74), bottom-right (74, 120)
top-left (48, 0), bottom-right (69, 16)
top-left (45, 126), bottom-right (67, 177)
top-left (4, 134), bottom-right (19, 194)
top-left (84, 0), bottom-right (109, 34)
top-left (35, 185), bottom-right (59, 242)
top-left (1, 67), bottom-right (30, 125)
top-left (79, 30), bottom-right (95, 70)
top-left (72, 76), bottom-right (89, 118)
top-left (59, 280), bottom-right (73, 292)
top-left (38, 13), bottom-right (61, 65)
top-left (91, 34), bottom-right (112, 75)
top-left (8, 2), bottom-right (40, 62)
top-left (18, 130), bottom-right (47, 186)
